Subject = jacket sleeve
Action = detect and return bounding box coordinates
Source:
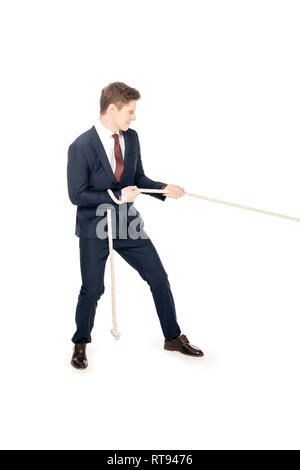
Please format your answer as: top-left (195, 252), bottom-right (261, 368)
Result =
top-left (67, 143), bottom-right (122, 206)
top-left (134, 131), bottom-right (168, 201)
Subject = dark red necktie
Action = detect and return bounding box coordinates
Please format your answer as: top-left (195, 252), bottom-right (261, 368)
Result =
top-left (112, 133), bottom-right (124, 182)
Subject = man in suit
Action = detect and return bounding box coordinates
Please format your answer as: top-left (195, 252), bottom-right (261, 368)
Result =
top-left (67, 82), bottom-right (204, 369)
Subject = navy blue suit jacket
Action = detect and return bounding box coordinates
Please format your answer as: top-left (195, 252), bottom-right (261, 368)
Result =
top-left (67, 125), bottom-right (167, 241)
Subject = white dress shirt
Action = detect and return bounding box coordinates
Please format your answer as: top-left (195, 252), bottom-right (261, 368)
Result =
top-left (94, 118), bottom-right (125, 174)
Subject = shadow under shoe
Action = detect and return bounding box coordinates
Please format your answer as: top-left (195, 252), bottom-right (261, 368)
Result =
top-left (164, 334), bottom-right (204, 357)
top-left (71, 343), bottom-right (88, 369)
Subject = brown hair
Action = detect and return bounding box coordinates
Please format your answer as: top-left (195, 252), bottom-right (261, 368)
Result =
top-left (100, 82), bottom-right (141, 115)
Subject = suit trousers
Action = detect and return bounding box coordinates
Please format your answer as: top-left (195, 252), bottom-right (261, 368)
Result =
top-left (72, 237), bottom-right (182, 343)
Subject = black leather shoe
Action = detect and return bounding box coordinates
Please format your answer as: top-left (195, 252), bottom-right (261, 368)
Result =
top-left (164, 334), bottom-right (204, 357)
top-left (71, 343), bottom-right (88, 369)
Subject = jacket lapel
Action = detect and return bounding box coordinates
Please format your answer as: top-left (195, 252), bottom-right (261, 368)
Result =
top-left (90, 125), bottom-right (129, 184)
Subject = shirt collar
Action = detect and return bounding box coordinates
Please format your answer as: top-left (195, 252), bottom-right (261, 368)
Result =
top-left (94, 118), bottom-right (122, 140)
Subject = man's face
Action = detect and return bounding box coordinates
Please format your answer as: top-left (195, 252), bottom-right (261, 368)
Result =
top-left (113, 100), bottom-right (137, 131)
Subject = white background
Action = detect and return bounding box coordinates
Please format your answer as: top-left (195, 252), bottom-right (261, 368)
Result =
top-left (1, 0), bottom-right (300, 450)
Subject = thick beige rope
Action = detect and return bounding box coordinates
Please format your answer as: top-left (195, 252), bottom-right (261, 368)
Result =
top-left (184, 192), bottom-right (300, 223)
top-left (106, 188), bottom-right (169, 339)
top-left (106, 187), bottom-right (300, 339)
top-left (106, 208), bottom-right (120, 340)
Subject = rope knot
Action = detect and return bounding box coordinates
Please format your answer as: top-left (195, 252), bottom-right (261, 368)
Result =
top-left (111, 328), bottom-right (121, 340)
